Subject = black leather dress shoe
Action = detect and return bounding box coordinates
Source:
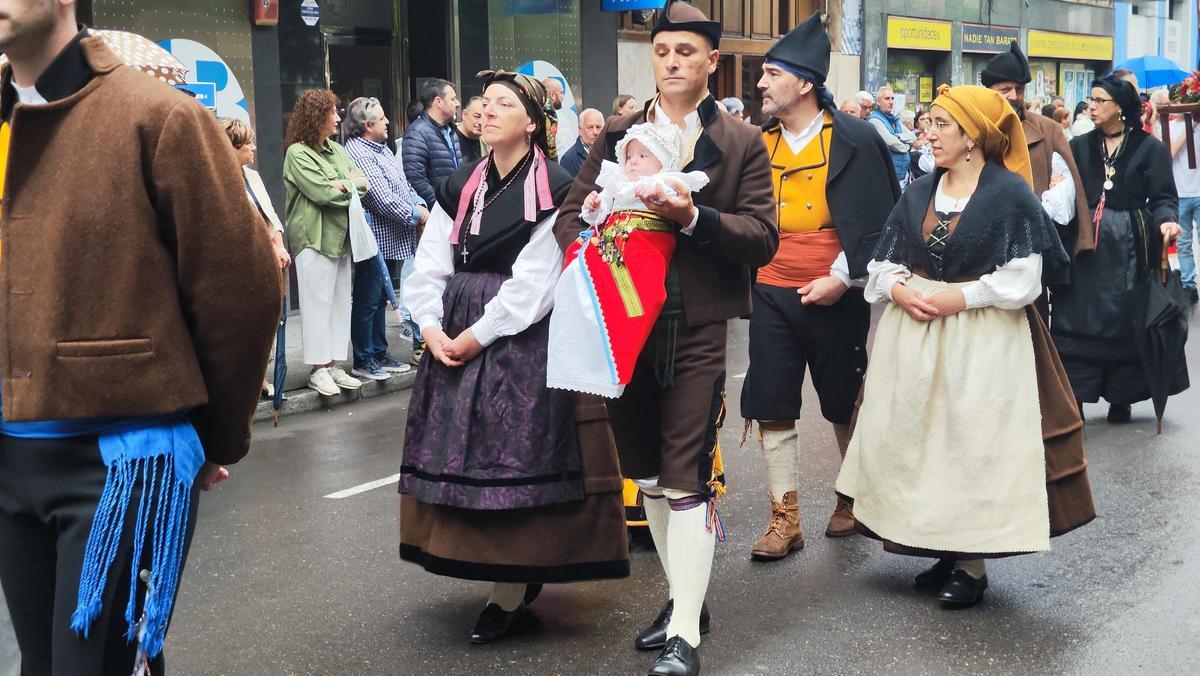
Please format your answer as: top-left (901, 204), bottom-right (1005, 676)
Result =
top-left (938, 570), bottom-right (988, 608)
top-left (634, 600), bottom-right (711, 651)
top-left (523, 583), bottom-right (543, 606)
top-left (914, 558), bottom-right (955, 589)
top-left (469, 603), bottom-right (525, 644)
top-left (1107, 404), bottom-right (1132, 423)
top-left (647, 636), bottom-right (700, 676)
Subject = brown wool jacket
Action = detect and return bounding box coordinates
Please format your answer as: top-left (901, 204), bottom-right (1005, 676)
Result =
top-left (555, 96), bottom-right (778, 326)
top-left (1024, 113), bottom-right (1093, 255)
top-left (0, 37), bottom-right (281, 464)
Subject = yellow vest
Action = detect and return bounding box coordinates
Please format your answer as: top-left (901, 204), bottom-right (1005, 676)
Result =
top-left (763, 113), bottom-right (834, 234)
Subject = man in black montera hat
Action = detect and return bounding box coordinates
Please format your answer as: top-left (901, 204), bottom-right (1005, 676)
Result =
top-left (744, 11), bottom-right (899, 562)
top-left (981, 42), bottom-right (1090, 281)
top-left (555, 1), bottom-right (777, 674)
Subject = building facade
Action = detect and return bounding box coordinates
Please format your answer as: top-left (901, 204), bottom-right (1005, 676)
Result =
top-left (861, 0), bottom-right (1120, 112)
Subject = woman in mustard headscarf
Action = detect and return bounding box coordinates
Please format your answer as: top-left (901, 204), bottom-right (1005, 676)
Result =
top-left (835, 85), bottom-right (1094, 608)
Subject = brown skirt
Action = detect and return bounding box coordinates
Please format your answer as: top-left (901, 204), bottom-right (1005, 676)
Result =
top-left (399, 395), bottom-right (631, 582)
top-left (845, 306), bottom-right (1096, 560)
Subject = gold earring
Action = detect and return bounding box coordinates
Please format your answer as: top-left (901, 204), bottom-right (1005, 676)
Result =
top-left (966, 146), bottom-right (972, 162)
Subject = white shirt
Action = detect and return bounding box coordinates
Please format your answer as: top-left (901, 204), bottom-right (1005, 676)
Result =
top-left (652, 102), bottom-right (702, 233)
top-left (1168, 119), bottom-right (1200, 197)
top-left (1040, 152), bottom-right (1078, 224)
top-left (864, 182), bottom-right (1043, 310)
top-left (779, 111), bottom-right (825, 155)
top-left (405, 204), bottom-right (563, 347)
top-left (14, 83), bottom-right (46, 105)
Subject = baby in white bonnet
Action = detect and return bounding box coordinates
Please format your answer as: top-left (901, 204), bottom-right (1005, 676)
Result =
top-left (581, 122), bottom-right (709, 226)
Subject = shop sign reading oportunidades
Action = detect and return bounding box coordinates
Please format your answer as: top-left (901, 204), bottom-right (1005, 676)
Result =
top-left (886, 16), bottom-right (952, 52)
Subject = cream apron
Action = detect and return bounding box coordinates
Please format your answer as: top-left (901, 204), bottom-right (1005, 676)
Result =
top-left (836, 274), bottom-right (1051, 554)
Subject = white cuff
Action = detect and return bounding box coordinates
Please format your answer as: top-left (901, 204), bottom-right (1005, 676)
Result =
top-left (961, 282), bottom-right (995, 309)
top-left (678, 207), bottom-right (700, 236)
top-left (469, 316), bottom-right (499, 348)
top-left (415, 314), bottom-right (442, 337)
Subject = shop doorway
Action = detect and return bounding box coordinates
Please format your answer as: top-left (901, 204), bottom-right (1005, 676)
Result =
top-left (405, 0), bottom-right (453, 102)
top-left (326, 31), bottom-right (398, 143)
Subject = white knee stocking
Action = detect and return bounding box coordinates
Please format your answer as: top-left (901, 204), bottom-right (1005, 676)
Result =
top-left (663, 489), bottom-right (715, 647)
top-left (760, 424), bottom-right (799, 499)
top-left (639, 483), bottom-right (673, 600)
top-left (486, 582), bottom-right (527, 611)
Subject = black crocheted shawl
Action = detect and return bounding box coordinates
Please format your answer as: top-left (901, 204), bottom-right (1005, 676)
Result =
top-left (872, 160), bottom-right (1070, 284)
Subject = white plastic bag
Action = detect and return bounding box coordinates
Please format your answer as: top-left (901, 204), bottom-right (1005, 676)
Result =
top-left (348, 189), bottom-right (379, 262)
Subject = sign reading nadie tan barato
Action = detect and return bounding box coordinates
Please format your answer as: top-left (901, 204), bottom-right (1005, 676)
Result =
top-left (886, 16), bottom-right (952, 52)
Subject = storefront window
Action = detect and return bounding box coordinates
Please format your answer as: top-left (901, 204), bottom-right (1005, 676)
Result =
top-left (1028, 59), bottom-right (1059, 107)
top-left (887, 51), bottom-right (938, 112)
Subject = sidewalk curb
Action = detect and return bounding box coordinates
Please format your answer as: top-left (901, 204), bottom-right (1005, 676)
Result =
top-left (253, 369), bottom-right (417, 423)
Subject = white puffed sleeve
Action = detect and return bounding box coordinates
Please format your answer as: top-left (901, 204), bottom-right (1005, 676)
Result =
top-left (1040, 152), bottom-right (1077, 225)
top-left (864, 258), bottom-right (911, 304)
top-left (960, 254), bottom-right (1043, 310)
top-left (406, 203), bottom-right (456, 334)
top-left (468, 210), bottom-right (564, 347)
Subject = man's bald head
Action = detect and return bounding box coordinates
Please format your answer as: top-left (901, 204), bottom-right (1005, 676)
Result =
top-left (542, 77), bottom-right (564, 109)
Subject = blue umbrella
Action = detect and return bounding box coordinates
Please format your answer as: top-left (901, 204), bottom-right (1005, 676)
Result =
top-left (1113, 55), bottom-right (1191, 89)
top-left (271, 293), bottom-right (287, 426)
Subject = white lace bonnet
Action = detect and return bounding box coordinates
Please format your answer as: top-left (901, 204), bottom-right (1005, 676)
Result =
top-left (613, 122), bottom-right (685, 173)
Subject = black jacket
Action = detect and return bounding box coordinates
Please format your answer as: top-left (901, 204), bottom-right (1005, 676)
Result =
top-left (402, 113), bottom-right (462, 207)
top-left (762, 110), bottom-right (901, 278)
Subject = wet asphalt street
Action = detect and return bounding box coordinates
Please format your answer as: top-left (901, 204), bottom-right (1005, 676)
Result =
top-left (167, 311), bottom-right (1200, 676)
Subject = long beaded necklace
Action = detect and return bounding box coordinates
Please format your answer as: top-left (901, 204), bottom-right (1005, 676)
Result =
top-left (1099, 126), bottom-right (1130, 192)
top-left (458, 149), bottom-right (533, 263)
top-left (1092, 125), bottom-right (1130, 243)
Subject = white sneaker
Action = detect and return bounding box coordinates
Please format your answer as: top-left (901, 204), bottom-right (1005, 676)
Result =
top-left (307, 367), bottom-right (340, 396)
top-left (329, 366), bottom-right (363, 390)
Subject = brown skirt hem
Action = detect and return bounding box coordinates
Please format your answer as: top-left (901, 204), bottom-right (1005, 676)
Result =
top-left (399, 491), bottom-right (630, 584)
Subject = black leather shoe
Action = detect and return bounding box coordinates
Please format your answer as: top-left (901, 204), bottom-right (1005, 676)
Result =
top-left (914, 558), bottom-right (955, 589)
top-left (938, 570), bottom-right (988, 608)
top-left (1187, 287), bottom-right (1198, 303)
top-left (634, 600), bottom-right (711, 651)
top-left (1107, 403), bottom-right (1132, 424)
top-left (647, 636), bottom-right (700, 676)
top-left (523, 583), bottom-right (543, 606)
top-left (469, 603), bottom-right (525, 644)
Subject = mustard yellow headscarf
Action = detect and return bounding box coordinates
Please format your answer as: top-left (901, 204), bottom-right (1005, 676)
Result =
top-left (930, 84), bottom-right (1033, 188)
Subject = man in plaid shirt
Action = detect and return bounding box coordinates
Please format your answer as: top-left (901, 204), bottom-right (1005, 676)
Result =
top-left (343, 97), bottom-right (429, 377)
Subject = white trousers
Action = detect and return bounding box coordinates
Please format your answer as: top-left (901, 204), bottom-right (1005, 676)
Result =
top-left (295, 248), bottom-right (352, 365)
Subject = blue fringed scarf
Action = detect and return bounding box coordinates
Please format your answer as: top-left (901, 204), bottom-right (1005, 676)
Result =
top-left (70, 421), bottom-right (204, 660)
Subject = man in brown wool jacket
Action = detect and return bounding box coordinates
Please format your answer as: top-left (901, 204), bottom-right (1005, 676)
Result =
top-left (0, 1), bottom-right (280, 673)
top-left (554, 2), bottom-right (777, 674)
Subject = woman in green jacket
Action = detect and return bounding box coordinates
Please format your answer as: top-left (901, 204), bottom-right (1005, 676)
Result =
top-left (283, 89), bottom-right (370, 396)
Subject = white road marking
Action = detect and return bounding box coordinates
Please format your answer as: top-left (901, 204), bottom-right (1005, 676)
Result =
top-left (324, 473), bottom-right (401, 499)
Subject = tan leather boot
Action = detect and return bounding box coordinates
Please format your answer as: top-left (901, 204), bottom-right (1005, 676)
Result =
top-left (824, 495), bottom-right (857, 537)
top-left (750, 491), bottom-right (804, 560)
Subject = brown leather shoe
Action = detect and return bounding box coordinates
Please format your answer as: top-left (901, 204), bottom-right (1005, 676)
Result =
top-left (751, 491), bottom-right (804, 560)
top-left (824, 495), bottom-right (856, 537)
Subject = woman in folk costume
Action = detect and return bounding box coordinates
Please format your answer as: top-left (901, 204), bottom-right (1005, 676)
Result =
top-left (836, 85), bottom-right (1096, 608)
top-left (1052, 75), bottom-right (1185, 424)
top-left (548, 122), bottom-right (709, 397)
top-left (398, 70), bottom-right (629, 643)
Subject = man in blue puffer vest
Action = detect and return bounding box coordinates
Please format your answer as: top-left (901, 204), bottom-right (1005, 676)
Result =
top-left (867, 86), bottom-right (915, 188)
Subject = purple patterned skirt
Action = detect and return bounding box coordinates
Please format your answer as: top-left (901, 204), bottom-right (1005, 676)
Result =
top-left (400, 271), bottom-right (583, 510)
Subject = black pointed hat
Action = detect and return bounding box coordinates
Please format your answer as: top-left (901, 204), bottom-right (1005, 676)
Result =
top-left (651, 0), bottom-right (721, 49)
top-left (980, 41), bottom-right (1032, 87)
top-left (765, 11), bottom-right (830, 84)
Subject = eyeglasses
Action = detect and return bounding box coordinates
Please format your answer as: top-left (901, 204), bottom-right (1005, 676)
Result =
top-left (1086, 96), bottom-right (1114, 105)
top-left (920, 119), bottom-right (955, 132)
